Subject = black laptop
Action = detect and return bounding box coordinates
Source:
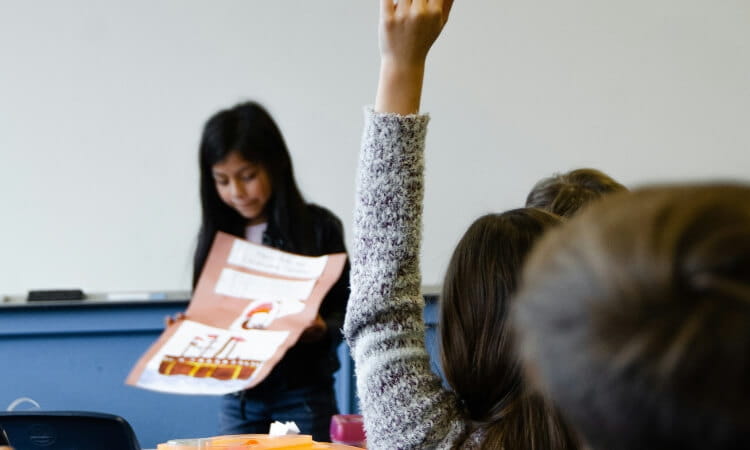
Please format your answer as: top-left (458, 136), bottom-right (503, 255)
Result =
top-left (0, 411), bottom-right (140, 450)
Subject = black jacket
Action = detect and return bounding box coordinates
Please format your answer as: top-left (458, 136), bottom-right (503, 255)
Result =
top-left (247, 203), bottom-right (350, 394)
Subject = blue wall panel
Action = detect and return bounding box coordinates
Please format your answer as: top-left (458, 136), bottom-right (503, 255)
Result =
top-left (0, 300), bottom-right (361, 448)
top-left (0, 297), bottom-right (437, 448)
top-left (0, 301), bottom-right (219, 448)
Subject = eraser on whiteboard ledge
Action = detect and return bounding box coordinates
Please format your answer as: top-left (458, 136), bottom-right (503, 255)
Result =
top-left (27, 289), bottom-right (85, 301)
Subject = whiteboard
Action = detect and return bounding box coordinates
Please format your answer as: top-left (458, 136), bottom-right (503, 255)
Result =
top-left (1, 0), bottom-right (749, 296)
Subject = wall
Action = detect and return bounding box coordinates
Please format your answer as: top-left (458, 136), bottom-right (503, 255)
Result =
top-left (1, 0), bottom-right (749, 295)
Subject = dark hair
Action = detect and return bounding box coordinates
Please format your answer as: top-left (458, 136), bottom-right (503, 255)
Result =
top-left (525, 168), bottom-right (626, 217)
top-left (440, 208), bottom-right (580, 449)
top-left (193, 101), bottom-right (312, 286)
top-left (514, 184), bottom-right (750, 450)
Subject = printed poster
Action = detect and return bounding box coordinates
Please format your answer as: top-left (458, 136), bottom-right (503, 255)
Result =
top-left (126, 231), bottom-right (347, 395)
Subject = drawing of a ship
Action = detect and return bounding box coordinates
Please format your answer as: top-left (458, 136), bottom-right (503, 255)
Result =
top-left (158, 334), bottom-right (261, 380)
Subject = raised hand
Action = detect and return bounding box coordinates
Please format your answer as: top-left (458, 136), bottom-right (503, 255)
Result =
top-left (379, 0), bottom-right (453, 68)
top-left (375, 0), bottom-right (454, 115)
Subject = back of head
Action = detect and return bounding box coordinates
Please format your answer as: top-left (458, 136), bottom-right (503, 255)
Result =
top-left (525, 168), bottom-right (626, 217)
top-left (514, 184), bottom-right (750, 450)
top-left (440, 209), bottom-right (579, 449)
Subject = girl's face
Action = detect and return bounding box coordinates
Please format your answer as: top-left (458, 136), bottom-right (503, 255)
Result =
top-left (212, 151), bottom-right (272, 225)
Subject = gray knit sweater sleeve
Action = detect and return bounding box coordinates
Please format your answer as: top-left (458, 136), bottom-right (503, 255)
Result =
top-left (343, 107), bottom-right (466, 449)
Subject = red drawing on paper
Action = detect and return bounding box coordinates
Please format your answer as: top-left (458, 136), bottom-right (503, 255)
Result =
top-left (229, 299), bottom-right (307, 331)
top-left (241, 302), bottom-right (275, 329)
top-left (158, 334), bottom-right (261, 380)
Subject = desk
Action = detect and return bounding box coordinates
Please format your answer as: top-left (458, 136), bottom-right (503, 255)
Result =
top-left (0, 294), bottom-right (439, 448)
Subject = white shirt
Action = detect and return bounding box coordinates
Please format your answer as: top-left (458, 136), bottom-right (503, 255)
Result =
top-left (244, 222), bottom-right (268, 244)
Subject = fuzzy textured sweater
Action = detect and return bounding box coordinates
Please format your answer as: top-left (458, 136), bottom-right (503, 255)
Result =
top-left (343, 108), bottom-right (473, 449)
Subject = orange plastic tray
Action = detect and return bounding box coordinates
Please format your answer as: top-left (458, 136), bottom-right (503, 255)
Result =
top-left (157, 434), bottom-right (363, 450)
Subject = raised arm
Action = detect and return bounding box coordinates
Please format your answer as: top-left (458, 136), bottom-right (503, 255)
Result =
top-left (343, 1), bottom-right (464, 449)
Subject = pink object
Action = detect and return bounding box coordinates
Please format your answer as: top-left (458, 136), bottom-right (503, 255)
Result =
top-left (329, 415), bottom-right (366, 448)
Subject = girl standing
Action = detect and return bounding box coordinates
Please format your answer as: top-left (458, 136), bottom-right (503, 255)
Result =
top-left (195, 101), bottom-right (350, 441)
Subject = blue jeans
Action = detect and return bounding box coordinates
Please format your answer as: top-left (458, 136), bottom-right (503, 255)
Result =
top-left (219, 382), bottom-right (338, 442)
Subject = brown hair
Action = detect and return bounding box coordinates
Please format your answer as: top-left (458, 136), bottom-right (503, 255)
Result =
top-left (514, 184), bottom-right (750, 450)
top-left (440, 208), bottom-right (580, 449)
top-left (525, 168), bottom-right (626, 217)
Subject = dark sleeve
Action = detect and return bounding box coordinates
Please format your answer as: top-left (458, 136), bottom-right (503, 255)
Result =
top-left (313, 206), bottom-right (350, 346)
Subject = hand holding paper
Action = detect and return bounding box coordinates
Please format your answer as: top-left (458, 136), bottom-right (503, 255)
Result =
top-left (299, 315), bottom-right (327, 343)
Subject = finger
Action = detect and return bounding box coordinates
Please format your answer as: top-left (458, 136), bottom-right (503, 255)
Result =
top-left (381, 0), bottom-right (395, 19)
top-left (411, 0), bottom-right (427, 12)
top-left (427, 0), bottom-right (453, 19)
top-left (395, 0), bottom-right (412, 14)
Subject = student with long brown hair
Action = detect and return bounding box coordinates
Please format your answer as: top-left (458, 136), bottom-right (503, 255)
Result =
top-left (343, 1), bottom-right (579, 448)
top-left (439, 210), bottom-right (576, 447)
top-left (513, 184), bottom-right (750, 450)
